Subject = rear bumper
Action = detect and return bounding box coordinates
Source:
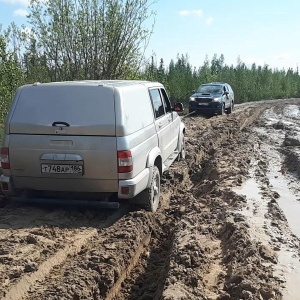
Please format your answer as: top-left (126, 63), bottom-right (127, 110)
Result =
top-left (0, 168), bottom-right (150, 199)
top-left (118, 168), bottom-right (150, 199)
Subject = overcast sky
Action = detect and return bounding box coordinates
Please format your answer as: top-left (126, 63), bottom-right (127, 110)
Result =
top-left (1, 0), bottom-right (300, 71)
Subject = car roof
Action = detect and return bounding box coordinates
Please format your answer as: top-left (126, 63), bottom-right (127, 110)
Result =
top-left (201, 82), bottom-right (226, 85)
top-left (22, 80), bottom-right (164, 89)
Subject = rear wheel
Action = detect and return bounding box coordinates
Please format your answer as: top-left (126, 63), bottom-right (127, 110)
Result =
top-left (134, 166), bottom-right (160, 212)
top-left (177, 134), bottom-right (186, 161)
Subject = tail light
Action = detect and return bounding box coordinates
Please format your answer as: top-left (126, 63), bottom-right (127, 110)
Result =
top-left (1, 147), bottom-right (10, 169)
top-left (117, 150), bottom-right (133, 173)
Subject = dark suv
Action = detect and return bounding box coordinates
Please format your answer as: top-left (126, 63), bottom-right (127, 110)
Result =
top-left (189, 82), bottom-right (234, 115)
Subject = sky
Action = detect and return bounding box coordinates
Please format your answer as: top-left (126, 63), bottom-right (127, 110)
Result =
top-left (1, 0), bottom-right (300, 71)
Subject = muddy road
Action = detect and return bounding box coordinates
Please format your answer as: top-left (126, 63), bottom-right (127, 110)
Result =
top-left (1, 99), bottom-right (300, 300)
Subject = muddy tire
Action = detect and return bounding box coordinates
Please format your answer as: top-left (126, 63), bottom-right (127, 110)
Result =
top-left (177, 134), bottom-right (186, 161)
top-left (226, 101), bottom-right (233, 114)
top-left (218, 103), bottom-right (225, 115)
top-left (134, 166), bottom-right (160, 212)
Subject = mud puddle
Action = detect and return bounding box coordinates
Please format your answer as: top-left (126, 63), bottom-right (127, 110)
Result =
top-left (265, 147), bottom-right (300, 300)
top-left (268, 159), bottom-right (300, 239)
top-left (232, 170), bottom-right (270, 244)
top-left (234, 159), bottom-right (300, 299)
top-left (246, 104), bottom-right (300, 299)
top-left (257, 104), bottom-right (300, 238)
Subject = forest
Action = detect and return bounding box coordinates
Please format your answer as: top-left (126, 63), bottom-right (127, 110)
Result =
top-left (1, 0), bottom-right (300, 124)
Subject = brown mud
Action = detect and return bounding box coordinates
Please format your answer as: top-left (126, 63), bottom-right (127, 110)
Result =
top-left (1, 99), bottom-right (300, 300)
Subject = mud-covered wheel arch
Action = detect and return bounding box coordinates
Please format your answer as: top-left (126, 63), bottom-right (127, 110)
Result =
top-left (132, 165), bottom-right (161, 212)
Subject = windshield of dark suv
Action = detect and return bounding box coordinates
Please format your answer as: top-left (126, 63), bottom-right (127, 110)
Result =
top-left (197, 85), bottom-right (222, 94)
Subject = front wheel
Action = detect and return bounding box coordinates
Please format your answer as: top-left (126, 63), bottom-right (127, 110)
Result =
top-left (226, 101), bottom-right (233, 114)
top-left (218, 103), bottom-right (225, 115)
top-left (134, 166), bottom-right (160, 212)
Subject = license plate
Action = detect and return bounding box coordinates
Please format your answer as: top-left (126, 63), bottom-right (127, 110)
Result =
top-left (198, 103), bottom-right (209, 106)
top-left (41, 164), bottom-right (83, 174)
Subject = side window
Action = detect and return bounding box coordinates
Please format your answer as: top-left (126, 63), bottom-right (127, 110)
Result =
top-left (149, 89), bottom-right (165, 119)
top-left (160, 88), bottom-right (172, 113)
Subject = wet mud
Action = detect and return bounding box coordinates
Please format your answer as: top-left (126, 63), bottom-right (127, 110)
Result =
top-left (1, 99), bottom-right (300, 299)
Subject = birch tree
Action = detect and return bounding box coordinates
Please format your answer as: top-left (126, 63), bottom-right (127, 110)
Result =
top-left (28, 0), bottom-right (156, 80)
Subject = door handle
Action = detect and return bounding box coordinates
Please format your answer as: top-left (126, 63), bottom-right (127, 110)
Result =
top-left (158, 122), bottom-right (163, 128)
top-left (52, 121), bottom-right (70, 127)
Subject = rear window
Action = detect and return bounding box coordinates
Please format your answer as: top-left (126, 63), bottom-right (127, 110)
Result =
top-left (10, 84), bottom-right (116, 136)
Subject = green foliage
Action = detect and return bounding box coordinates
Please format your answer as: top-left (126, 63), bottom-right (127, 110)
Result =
top-left (0, 35), bottom-right (23, 121)
top-left (167, 54), bottom-right (198, 101)
top-left (143, 53), bottom-right (300, 105)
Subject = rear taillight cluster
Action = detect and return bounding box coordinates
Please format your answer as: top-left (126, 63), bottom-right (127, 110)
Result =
top-left (117, 150), bottom-right (133, 173)
top-left (0, 147), bottom-right (10, 169)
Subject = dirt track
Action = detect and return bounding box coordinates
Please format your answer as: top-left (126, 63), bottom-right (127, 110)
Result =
top-left (1, 99), bottom-right (300, 300)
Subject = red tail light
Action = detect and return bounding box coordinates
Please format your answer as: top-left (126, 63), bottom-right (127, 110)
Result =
top-left (1, 147), bottom-right (10, 169)
top-left (117, 150), bottom-right (133, 173)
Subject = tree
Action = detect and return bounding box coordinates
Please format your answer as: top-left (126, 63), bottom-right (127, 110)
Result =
top-left (0, 35), bottom-right (23, 120)
top-left (28, 0), bottom-right (156, 80)
top-left (167, 54), bottom-right (196, 101)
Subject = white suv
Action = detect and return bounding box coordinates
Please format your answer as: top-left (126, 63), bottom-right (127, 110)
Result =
top-left (0, 80), bottom-right (185, 212)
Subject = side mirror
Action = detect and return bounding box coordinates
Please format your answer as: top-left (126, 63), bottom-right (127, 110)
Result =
top-left (173, 102), bottom-right (184, 112)
top-left (192, 90), bottom-right (196, 93)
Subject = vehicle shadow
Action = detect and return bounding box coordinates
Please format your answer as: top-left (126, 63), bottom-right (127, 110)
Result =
top-left (0, 196), bottom-right (126, 230)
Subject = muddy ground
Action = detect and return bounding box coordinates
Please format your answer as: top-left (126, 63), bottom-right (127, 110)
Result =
top-left (1, 99), bottom-right (300, 300)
